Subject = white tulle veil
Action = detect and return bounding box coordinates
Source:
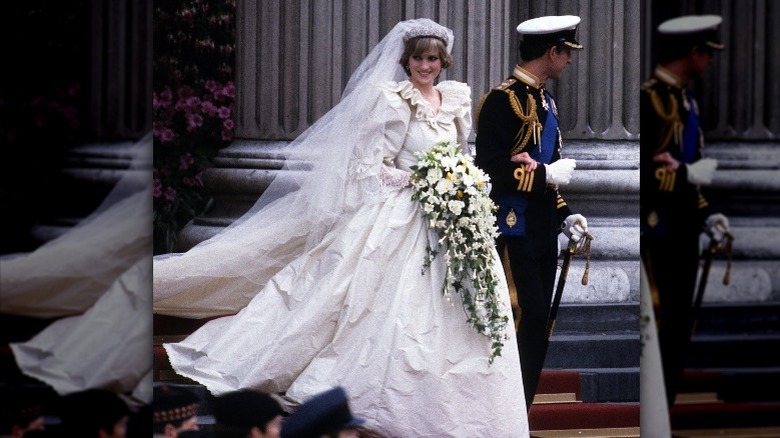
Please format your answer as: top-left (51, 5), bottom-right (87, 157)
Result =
top-left (153, 18), bottom-right (455, 317)
top-left (0, 134), bottom-right (152, 317)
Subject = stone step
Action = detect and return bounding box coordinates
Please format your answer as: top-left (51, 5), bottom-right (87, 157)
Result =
top-left (670, 401), bottom-right (780, 431)
top-left (552, 303), bottom-right (639, 334)
top-left (686, 333), bottom-right (780, 368)
top-left (671, 426), bottom-right (780, 438)
top-left (529, 402), bottom-right (640, 432)
top-left (695, 302), bottom-right (780, 334)
top-left (545, 334), bottom-right (640, 369)
top-left (531, 427), bottom-right (640, 438)
top-left (680, 368), bottom-right (780, 403)
top-left (560, 367), bottom-right (640, 403)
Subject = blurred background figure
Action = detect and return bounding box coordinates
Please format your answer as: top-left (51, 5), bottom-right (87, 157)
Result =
top-left (0, 385), bottom-right (46, 437)
top-left (152, 385), bottom-right (201, 438)
top-left (641, 1), bottom-right (780, 436)
top-left (57, 389), bottom-right (131, 438)
top-left (212, 390), bottom-right (285, 438)
top-left (640, 13), bottom-right (729, 411)
top-left (280, 387), bottom-right (364, 438)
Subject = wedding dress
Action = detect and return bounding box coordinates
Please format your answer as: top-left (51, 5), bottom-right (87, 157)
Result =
top-left (155, 19), bottom-right (528, 437)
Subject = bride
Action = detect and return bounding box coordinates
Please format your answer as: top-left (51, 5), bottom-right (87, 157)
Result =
top-left (154, 18), bottom-right (528, 436)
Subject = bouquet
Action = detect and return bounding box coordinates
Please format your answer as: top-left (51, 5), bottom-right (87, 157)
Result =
top-left (409, 140), bottom-right (509, 363)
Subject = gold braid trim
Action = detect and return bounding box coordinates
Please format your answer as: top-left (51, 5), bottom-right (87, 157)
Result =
top-left (647, 88), bottom-right (683, 155)
top-left (504, 89), bottom-right (541, 155)
top-left (474, 92), bottom-right (490, 131)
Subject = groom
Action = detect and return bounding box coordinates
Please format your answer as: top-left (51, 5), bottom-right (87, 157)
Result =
top-left (475, 15), bottom-right (589, 411)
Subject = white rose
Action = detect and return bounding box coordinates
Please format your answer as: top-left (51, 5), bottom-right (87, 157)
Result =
top-left (436, 178), bottom-right (454, 194)
top-left (448, 200), bottom-right (465, 215)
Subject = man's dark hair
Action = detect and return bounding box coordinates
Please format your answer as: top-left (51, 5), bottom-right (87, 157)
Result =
top-left (519, 33), bottom-right (573, 61)
top-left (58, 390), bottom-right (130, 437)
top-left (657, 31), bottom-right (716, 64)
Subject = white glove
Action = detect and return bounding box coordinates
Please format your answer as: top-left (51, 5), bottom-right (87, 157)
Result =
top-left (686, 158), bottom-right (718, 186)
top-left (561, 214), bottom-right (588, 242)
top-left (704, 213), bottom-right (730, 243)
top-left (545, 158), bottom-right (576, 186)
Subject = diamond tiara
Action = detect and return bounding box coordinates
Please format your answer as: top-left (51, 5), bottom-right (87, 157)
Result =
top-left (403, 24), bottom-right (450, 45)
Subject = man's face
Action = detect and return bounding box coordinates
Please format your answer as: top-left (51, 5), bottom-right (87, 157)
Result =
top-left (690, 47), bottom-right (715, 77)
top-left (250, 414), bottom-right (283, 438)
top-left (549, 46), bottom-right (573, 80)
top-left (99, 415), bottom-right (129, 438)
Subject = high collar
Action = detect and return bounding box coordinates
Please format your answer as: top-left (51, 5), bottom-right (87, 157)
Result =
top-left (654, 65), bottom-right (684, 89)
top-left (512, 65), bottom-right (542, 89)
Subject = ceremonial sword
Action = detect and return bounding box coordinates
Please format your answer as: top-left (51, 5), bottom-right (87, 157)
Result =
top-left (546, 226), bottom-right (594, 341)
top-left (691, 226), bottom-right (734, 336)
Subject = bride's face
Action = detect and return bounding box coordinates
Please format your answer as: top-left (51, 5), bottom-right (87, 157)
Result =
top-left (408, 49), bottom-right (442, 87)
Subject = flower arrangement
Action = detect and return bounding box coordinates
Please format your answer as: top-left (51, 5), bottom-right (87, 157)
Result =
top-left (153, 0), bottom-right (236, 254)
top-left (409, 140), bottom-right (509, 363)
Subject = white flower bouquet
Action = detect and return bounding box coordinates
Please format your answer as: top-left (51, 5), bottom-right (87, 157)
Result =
top-left (410, 140), bottom-right (509, 363)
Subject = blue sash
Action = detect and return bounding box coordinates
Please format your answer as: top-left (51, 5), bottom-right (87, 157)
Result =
top-left (535, 92), bottom-right (557, 165)
top-left (682, 94), bottom-right (698, 164)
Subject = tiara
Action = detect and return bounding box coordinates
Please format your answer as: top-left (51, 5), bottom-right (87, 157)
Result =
top-left (404, 24), bottom-right (450, 45)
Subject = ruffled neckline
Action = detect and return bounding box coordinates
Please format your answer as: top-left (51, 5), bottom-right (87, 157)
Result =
top-left (390, 80), bottom-right (469, 124)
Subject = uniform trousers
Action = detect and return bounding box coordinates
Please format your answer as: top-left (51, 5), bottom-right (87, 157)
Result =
top-left (642, 230), bottom-right (700, 409)
top-left (497, 233), bottom-right (559, 411)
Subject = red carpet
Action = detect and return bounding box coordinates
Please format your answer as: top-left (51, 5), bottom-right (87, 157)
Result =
top-left (537, 370), bottom-right (582, 399)
top-left (530, 402), bottom-right (639, 431)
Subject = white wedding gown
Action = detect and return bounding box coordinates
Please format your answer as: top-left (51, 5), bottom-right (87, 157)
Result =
top-left (163, 80), bottom-right (528, 437)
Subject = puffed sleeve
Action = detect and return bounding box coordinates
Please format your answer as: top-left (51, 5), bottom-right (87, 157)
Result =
top-left (346, 81), bottom-right (413, 195)
top-left (437, 80), bottom-right (473, 155)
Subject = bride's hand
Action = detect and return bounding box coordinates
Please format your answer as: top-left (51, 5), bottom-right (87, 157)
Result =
top-left (511, 152), bottom-right (537, 171)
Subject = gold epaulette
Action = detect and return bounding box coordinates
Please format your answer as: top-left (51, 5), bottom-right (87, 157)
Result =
top-left (641, 77), bottom-right (658, 91)
top-left (494, 78), bottom-right (516, 90)
top-left (475, 92), bottom-right (489, 129)
top-left (646, 86), bottom-right (682, 155)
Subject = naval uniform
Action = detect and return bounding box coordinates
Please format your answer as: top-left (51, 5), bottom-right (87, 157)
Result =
top-left (475, 65), bottom-right (574, 410)
top-left (640, 65), bottom-right (712, 408)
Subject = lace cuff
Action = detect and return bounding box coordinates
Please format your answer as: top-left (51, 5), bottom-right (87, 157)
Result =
top-left (379, 165), bottom-right (411, 191)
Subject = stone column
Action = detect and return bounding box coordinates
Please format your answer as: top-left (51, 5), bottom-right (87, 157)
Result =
top-left (90, 0), bottom-right (152, 140)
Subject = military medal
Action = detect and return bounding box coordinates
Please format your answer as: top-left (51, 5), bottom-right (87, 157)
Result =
top-left (506, 208), bottom-right (517, 228)
top-left (648, 210), bottom-right (659, 228)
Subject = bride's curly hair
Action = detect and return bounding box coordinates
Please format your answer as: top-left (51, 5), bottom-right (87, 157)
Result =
top-left (399, 36), bottom-right (453, 76)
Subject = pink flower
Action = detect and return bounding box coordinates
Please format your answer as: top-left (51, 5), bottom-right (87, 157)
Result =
top-left (222, 82), bottom-right (235, 99)
top-left (217, 106), bottom-right (231, 119)
top-left (221, 129), bottom-right (233, 142)
top-left (153, 178), bottom-right (162, 198)
top-left (179, 153), bottom-right (195, 171)
top-left (222, 119), bottom-right (234, 130)
top-left (161, 128), bottom-right (175, 142)
top-left (163, 186), bottom-right (177, 202)
top-left (186, 113), bottom-right (204, 132)
top-left (205, 80), bottom-right (218, 93)
top-left (201, 100), bottom-right (218, 116)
